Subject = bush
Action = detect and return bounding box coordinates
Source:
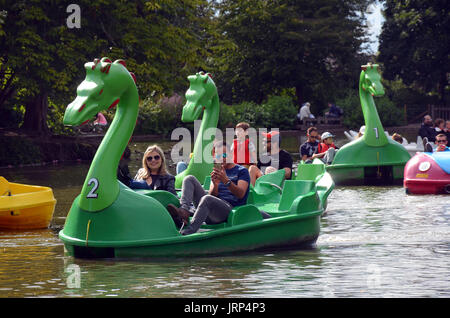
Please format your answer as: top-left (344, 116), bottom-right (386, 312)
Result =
top-left (219, 95), bottom-right (297, 130)
top-left (135, 95), bottom-right (184, 136)
top-left (336, 90), bottom-right (406, 129)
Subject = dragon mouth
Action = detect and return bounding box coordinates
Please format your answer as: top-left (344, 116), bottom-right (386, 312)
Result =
top-left (63, 96), bottom-right (98, 126)
top-left (181, 100), bottom-right (203, 122)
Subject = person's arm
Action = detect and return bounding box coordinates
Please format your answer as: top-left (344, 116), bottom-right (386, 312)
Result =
top-left (209, 172), bottom-right (220, 196)
top-left (213, 167), bottom-right (248, 199)
top-left (279, 151), bottom-right (293, 179)
top-left (164, 175), bottom-right (177, 196)
top-left (128, 180), bottom-right (149, 189)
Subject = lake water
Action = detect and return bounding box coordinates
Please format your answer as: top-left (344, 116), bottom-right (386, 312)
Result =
top-left (0, 134), bottom-right (449, 298)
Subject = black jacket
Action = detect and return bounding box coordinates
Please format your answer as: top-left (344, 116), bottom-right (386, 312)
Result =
top-left (128, 173), bottom-right (177, 196)
top-left (418, 124), bottom-right (437, 142)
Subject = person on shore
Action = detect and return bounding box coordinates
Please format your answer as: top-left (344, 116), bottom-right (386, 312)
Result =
top-left (297, 102), bottom-right (316, 124)
top-left (424, 133), bottom-right (449, 152)
top-left (248, 131), bottom-right (293, 186)
top-left (391, 133), bottom-right (403, 144)
top-left (300, 127), bottom-right (320, 163)
top-left (166, 141), bottom-right (250, 235)
top-left (231, 122), bottom-right (257, 169)
top-left (315, 132), bottom-right (338, 165)
top-left (93, 112), bottom-right (108, 133)
top-left (324, 102), bottom-right (343, 119)
top-left (129, 145), bottom-right (176, 196)
top-left (418, 115), bottom-right (437, 143)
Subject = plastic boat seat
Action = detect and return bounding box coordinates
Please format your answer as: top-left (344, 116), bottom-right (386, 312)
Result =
top-left (202, 176), bottom-right (211, 190)
top-left (134, 189), bottom-right (181, 208)
top-left (277, 180), bottom-right (316, 212)
top-left (227, 204), bottom-right (263, 227)
top-left (296, 163), bottom-right (325, 182)
top-left (253, 169), bottom-right (285, 195)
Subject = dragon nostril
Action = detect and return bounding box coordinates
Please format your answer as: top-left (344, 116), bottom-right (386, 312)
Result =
top-left (99, 89), bottom-right (103, 95)
top-left (78, 104), bottom-right (86, 112)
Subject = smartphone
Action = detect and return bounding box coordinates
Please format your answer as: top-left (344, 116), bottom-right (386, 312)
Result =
top-left (214, 162), bottom-right (222, 170)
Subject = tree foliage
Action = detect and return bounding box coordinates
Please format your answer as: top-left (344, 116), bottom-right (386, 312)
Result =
top-left (378, 0), bottom-right (450, 104)
top-left (0, 0), bottom-right (211, 134)
top-left (208, 0), bottom-right (373, 110)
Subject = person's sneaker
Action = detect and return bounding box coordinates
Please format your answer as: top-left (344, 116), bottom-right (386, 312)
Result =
top-left (180, 225), bottom-right (196, 236)
top-left (422, 137), bottom-right (431, 152)
top-left (166, 204), bottom-right (190, 228)
top-left (423, 138), bottom-right (433, 153)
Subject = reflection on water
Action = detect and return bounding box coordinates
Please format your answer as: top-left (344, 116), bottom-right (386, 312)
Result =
top-left (0, 136), bottom-right (449, 297)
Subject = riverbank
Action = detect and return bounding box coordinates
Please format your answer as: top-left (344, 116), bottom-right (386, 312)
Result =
top-left (0, 123), bottom-right (421, 168)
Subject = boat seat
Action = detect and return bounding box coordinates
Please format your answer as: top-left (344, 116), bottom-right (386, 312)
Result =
top-left (134, 189), bottom-right (181, 208)
top-left (227, 204), bottom-right (263, 227)
top-left (248, 169), bottom-right (285, 205)
top-left (296, 163), bottom-right (325, 183)
top-left (278, 180), bottom-right (316, 212)
top-left (0, 177), bottom-right (11, 196)
top-left (202, 175), bottom-right (211, 190)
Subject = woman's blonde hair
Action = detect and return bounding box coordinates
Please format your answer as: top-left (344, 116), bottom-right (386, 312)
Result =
top-left (135, 145), bottom-right (168, 180)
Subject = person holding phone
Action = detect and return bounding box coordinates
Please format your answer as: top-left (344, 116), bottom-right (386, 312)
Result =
top-left (166, 141), bottom-right (250, 235)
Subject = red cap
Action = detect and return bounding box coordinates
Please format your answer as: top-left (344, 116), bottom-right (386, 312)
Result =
top-left (262, 131), bottom-right (280, 140)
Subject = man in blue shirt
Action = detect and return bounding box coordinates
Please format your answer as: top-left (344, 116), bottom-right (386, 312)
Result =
top-left (167, 141), bottom-right (250, 235)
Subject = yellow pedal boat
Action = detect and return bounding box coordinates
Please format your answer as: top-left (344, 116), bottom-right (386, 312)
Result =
top-left (0, 177), bottom-right (56, 230)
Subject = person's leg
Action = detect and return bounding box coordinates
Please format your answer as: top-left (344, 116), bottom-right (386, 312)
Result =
top-left (265, 166), bottom-right (277, 174)
top-left (179, 175), bottom-right (207, 211)
top-left (176, 161), bottom-right (188, 174)
top-left (249, 165), bottom-right (263, 186)
top-left (181, 195), bottom-right (233, 235)
top-left (323, 148), bottom-right (336, 164)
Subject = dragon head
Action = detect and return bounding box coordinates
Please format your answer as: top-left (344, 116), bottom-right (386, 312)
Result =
top-left (361, 64), bottom-right (385, 97)
top-left (182, 72), bottom-right (217, 122)
top-left (64, 57), bottom-right (137, 126)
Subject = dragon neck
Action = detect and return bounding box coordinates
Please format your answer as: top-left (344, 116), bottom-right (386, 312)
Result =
top-left (359, 71), bottom-right (388, 147)
top-left (192, 94), bottom-right (220, 164)
top-left (175, 94), bottom-right (219, 188)
top-left (79, 87), bottom-right (139, 212)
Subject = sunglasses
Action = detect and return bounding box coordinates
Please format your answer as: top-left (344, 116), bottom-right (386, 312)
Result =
top-left (215, 153), bottom-right (227, 159)
top-left (146, 155), bottom-right (161, 161)
top-left (309, 135), bottom-right (318, 139)
top-left (436, 140), bottom-right (447, 143)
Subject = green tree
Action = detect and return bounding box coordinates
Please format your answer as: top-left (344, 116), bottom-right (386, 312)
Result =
top-left (0, 0), bottom-right (212, 135)
top-left (209, 0), bottom-right (373, 110)
top-left (378, 0), bottom-right (450, 105)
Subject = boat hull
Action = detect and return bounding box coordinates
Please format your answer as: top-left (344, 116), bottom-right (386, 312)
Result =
top-left (404, 152), bottom-right (450, 195)
top-left (0, 180), bottom-right (56, 230)
top-left (61, 211), bottom-right (321, 258)
top-left (59, 182), bottom-right (323, 258)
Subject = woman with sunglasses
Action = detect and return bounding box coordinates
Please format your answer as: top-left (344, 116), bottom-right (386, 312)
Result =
top-left (129, 145), bottom-right (176, 195)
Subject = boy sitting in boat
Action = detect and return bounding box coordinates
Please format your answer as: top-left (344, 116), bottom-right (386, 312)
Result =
top-left (424, 134), bottom-right (449, 152)
top-left (248, 131), bottom-right (293, 186)
top-left (314, 132), bottom-right (339, 165)
top-left (167, 141), bottom-right (250, 235)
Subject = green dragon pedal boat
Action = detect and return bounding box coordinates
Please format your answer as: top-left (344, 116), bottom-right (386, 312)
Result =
top-left (59, 58), bottom-right (327, 258)
top-left (326, 64), bottom-right (411, 185)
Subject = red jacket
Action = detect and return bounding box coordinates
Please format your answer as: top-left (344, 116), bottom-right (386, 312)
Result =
top-left (317, 142), bottom-right (336, 154)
